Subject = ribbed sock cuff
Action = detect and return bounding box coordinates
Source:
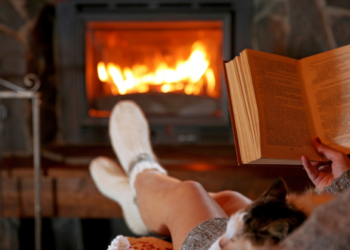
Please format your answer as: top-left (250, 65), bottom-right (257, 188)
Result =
top-left (129, 161), bottom-right (167, 196)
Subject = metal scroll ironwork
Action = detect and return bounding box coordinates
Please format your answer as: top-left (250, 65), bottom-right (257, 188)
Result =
top-left (0, 75), bottom-right (41, 250)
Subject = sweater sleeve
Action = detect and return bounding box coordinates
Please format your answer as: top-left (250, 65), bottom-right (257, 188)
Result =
top-left (255, 170), bottom-right (350, 250)
top-left (323, 169), bottom-right (350, 195)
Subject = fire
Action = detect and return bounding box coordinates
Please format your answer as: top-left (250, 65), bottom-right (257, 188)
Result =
top-left (97, 41), bottom-right (217, 97)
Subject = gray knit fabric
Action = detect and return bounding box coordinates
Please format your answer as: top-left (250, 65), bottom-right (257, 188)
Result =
top-left (324, 170), bottom-right (350, 195)
top-left (259, 172), bottom-right (350, 250)
top-left (181, 218), bottom-right (229, 250)
top-left (272, 188), bottom-right (350, 250)
top-left (181, 172), bottom-right (350, 250)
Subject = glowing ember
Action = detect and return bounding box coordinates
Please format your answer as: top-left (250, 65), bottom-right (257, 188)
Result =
top-left (97, 41), bottom-right (217, 97)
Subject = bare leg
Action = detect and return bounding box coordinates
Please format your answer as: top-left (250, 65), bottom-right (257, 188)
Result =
top-left (210, 191), bottom-right (252, 216)
top-left (134, 171), bottom-right (227, 250)
top-left (108, 102), bottom-right (249, 249)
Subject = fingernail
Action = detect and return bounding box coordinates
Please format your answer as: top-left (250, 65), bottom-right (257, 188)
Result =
top-left (316, 137), bottom-right (321, 144)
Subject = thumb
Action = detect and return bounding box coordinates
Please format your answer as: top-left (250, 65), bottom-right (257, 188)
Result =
top-left (312, 137), bottom-right (342, 161)
top-left (301, 155), bottom-right (318, 183)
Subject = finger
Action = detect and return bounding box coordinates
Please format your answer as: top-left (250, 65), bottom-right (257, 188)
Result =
top-left (317, 163), bottom-right (332, 173)
top-left (312, 137), bottom-right (342, 161)
top-left (301, 155), bottom-right (318, 183)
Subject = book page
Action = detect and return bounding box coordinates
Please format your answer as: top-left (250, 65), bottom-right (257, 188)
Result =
top-left (244, 50), bottom-right (321, 161)
top-left (226, 58), bottom-right (257, 163)
top-left (300, 45), bottom-right (350, 152)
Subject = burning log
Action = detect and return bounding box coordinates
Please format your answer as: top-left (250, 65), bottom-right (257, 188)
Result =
top-left (93, 92), bottom-right (219, 116)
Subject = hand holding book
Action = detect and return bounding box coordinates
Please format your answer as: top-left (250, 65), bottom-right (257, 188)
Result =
top-left (224, 44), bottom-right (350, 165)
top-left (302, 137), bottom-right (350, 192)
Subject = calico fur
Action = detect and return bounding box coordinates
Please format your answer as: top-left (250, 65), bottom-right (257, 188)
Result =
top-left (209, 178), bottom-right (334, 250)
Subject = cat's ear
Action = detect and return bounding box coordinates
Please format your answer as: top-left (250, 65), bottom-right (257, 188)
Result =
top-left (266, 220), bottom-right (289, 240)
top-left (262, 178), bottom-right (287, 203)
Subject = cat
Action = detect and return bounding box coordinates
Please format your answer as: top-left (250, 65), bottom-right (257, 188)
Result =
top-left (209, 178), bottom-right (334, 250)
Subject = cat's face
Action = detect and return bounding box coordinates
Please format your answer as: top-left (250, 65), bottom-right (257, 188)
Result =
top-left (220, 178), bottom-right (306, 249)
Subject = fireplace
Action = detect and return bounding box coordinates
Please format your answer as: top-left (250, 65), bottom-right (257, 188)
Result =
top-left (55, 0), bottom-right (251, 144)
top-left (86, 21), bottom-right (222, 117)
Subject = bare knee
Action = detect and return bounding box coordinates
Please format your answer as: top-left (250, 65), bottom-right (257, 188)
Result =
top-left (213, 190), bottom-right (245, 201)
top-left (176, 180), bottom-right (205, 194)
top-left (211, 190), bottom-right (252, 216)
top-left (168, 180), bottom-right (207, 202)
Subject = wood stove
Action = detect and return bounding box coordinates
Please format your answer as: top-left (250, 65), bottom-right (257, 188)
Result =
top-left (55, 0), bottom-right (251, 144)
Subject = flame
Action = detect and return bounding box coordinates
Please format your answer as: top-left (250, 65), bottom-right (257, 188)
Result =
top-left (97, 41), bottom-right (217, 97)
top-left (97, 62), bottom-right (108, 81)
top-left (205, 68), bottom-right (216, 96)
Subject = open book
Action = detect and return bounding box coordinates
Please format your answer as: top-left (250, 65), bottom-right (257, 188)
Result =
top-left (224, 45), bottom-right (350, 165)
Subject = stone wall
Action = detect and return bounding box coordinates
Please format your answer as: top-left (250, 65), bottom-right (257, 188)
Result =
top-left (252, 0), bottom-right (350, 58)
top-left (0, 0), bottom-right (45, 155)
top-left (0, 0), bottom-right (56, 156)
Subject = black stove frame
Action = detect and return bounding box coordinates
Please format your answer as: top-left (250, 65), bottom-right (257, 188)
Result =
top-left (55, 0), bottom-right (251, 144)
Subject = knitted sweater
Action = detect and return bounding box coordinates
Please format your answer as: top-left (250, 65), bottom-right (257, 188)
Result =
top-left (182, 170), bottom-right (350, 250)
top-left (263, 169), bottom-right (350, 250)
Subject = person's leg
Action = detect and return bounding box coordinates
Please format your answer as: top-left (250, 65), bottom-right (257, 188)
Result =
top-left (134, 170), bottom-right (227, 250)
top-left (90, 155), bottom-right (250, 249)
top-left (210, 191), bottom-right (252, 216)
top-left (107, 101), bottom-right (239, 250)
top-left (89, 157), bottom-right (149, 235)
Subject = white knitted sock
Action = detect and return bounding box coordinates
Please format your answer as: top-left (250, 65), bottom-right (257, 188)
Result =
top-left (129, 160), bottom-right (167, 196)
top-left (108, 235), bottom-right (130, 250)
top-left (89, 157), bottom-right (149, 235)
top-left (109, 101), bottom-right (167, 195)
